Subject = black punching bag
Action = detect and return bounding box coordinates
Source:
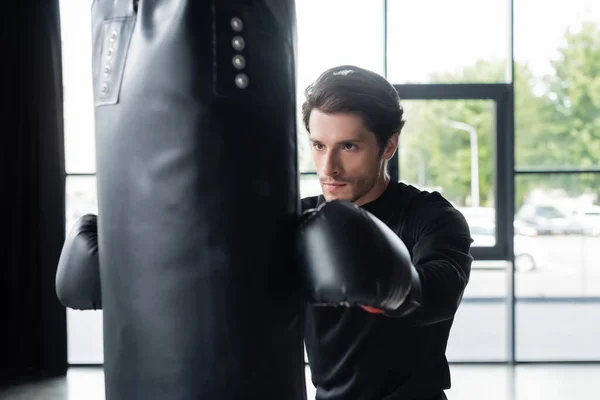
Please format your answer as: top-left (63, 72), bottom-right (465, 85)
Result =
top-left (90, 1), bottom-right (305, 399)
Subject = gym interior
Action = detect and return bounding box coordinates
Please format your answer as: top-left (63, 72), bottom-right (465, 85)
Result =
top-left (3, 0), bottom-right (600, 399)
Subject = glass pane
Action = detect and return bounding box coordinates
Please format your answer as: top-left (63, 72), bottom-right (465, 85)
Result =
top-left (447, 301), bottom-right (507, 361)
top-left (296, 0), bottom-right (385, 88)
top-left (66, 175), bottom-right (98, 234)
top-left (296, 0), bottom-right (385, 173)
top-left (67, 308), bottom-right (104, 364)
top-left (462, 262), bottom-right (509, 298)
top-left (59, 0), bottom-right (96, 173)
top-left (517, 301), bottom-right (600, 361)
top-left (306, 365), bottom-right (316, 399)
top-left (514, 0), bottom-right (600, 169)
top-left (298, 130), bottom-right (316, 174)
top-left (386, 0), bottom-right (511, 84)
top-left (398, 99), bottom-right (509, 306)
top-left (398, 99), bottom-right (496, 243)
top-left (65, 175), bottom-right (103, 364)
top-left (515, 173), bottom-right (600, 298)
top-left (300, 174), bottom-right (322, 199)
top-left (446, 365), bottom-right (511, 400)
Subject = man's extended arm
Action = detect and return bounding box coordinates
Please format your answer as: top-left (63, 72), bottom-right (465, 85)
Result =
top-left (295, 198), bottom-right (472, 323)
top-left (385, 205), bottom-right (473, 325)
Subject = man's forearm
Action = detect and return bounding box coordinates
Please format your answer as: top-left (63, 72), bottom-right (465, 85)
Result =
top-left (386, 259), bottom-right (470, 326)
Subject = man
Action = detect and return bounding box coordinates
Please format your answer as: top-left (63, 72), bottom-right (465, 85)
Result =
top-left (297, 65), bottom-right (474, 400)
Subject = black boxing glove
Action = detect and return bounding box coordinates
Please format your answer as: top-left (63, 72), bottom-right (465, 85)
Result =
top-left (296, 200), bottom-right (421, 316)
top-left (56, 214), bottom-right (102, 310)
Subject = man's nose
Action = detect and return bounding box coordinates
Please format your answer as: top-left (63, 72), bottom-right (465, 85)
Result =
top-left (321, 150), bottom-right (340, 177)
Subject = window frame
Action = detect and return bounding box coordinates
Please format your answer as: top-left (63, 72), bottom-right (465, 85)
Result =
top-left (391, 83), bottom-right (515, 263)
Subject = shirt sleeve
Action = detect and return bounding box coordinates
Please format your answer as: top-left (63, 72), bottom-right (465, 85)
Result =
top-left (386, 196), bottom-right (473, 326)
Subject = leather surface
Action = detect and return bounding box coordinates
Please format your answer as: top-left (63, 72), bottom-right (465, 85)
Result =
top-left (91, 0), bottom-right (305, 398)
top-left (55, 214), bottom-right (101, 310)
top-left (296, 200), bottom-right (415, 311)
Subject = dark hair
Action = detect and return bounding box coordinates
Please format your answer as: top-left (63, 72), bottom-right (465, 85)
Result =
top-left (301, 65), bottom-right (405, 150)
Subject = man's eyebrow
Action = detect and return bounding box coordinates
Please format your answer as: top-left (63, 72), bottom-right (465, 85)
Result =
top-left (339, 138), bottom-right (364, 143)
top-left (308, 137), bottom-right (365, 143)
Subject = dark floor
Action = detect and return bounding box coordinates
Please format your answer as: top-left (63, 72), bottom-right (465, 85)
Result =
top-left (2, 364), bottom-right (600, 399)
top-left (0, 372), bottom-right (87, 400)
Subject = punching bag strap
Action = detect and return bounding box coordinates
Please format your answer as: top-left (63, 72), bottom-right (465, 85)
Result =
top-left (92, 0), bottom-right (137, 107)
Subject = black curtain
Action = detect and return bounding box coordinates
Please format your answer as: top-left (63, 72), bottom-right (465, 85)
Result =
top-left (1, 0), bottom-right (67, 383)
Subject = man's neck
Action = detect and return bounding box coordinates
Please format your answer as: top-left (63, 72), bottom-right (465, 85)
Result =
top-left (353, 176), bottom-right (391, 207)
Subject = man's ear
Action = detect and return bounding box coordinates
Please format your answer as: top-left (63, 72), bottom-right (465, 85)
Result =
top-left (383, 133), bottom-right (399, 161)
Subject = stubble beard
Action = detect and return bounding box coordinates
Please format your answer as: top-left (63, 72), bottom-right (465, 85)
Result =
top-left (321, 168), bottom-right (381, 204)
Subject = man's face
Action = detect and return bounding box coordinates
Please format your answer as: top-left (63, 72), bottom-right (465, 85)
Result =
top-left (308, 110), bottom-right (397, 205)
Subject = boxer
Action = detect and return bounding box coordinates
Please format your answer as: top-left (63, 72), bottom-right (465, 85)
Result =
top-left (296, 65), bottom-right (474, 400)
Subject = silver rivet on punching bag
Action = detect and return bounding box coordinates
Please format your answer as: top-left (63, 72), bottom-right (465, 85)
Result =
top-left (232, 36), bottom-right (245, 51)
top-left (232, 55), bottom-right (246, 70)
top-left (235, 73), bottom-right (249, 89)
top-left (107, 47), bottom-right (114, 60)
top-left (231, 17), bottom-right (243, 32)
top-left (104, 64), bottom-right (112, 76)
top-left (110, 29), bottom-right (118, 43)
top-left (101, 82), bottom-right (109, 94)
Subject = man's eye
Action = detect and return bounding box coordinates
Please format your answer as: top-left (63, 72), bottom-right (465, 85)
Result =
top-left (313, 143), bottom-right (324, 150)
top-left (343, 143), bottom-right (356, 150)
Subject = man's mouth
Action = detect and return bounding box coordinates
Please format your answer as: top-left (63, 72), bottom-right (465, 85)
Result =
top-left (322, 182), bottom-right (347, 191)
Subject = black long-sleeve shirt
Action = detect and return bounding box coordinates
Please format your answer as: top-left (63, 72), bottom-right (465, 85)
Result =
top-left (301, 180), bottom-right (473, 400)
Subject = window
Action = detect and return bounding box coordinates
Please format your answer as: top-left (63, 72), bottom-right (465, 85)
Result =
top-left (386, 0), bottom-right (512, 84)
top-left (514, 172), bottom-right (600, 360)
top-left (65, 176), bottom-right (98, 234)
top-left (392, 84), bottom-right (511, 362)
top-left (397, 98), bottom-right (515, 290)
top-left (60, 0), bottom-right (95, 174)
top-left (385, 0), bottom-right (513, 359)
top-left (514, 0), bottom-right (600, 170)
top-left (514, 0), bottom-right (600, 362)
top-left (296, 0), bottom-right (385, 174)
top-left (515, 173), bottom-right (600, 298)
top-left (399, 100), bottom-right (495, 211)
top-left (394, 84), bottom-right (511, 262)
top-left (60, 0), bottom-right (103, 364)
top-left (57, 0), bottom-right (600, 367)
